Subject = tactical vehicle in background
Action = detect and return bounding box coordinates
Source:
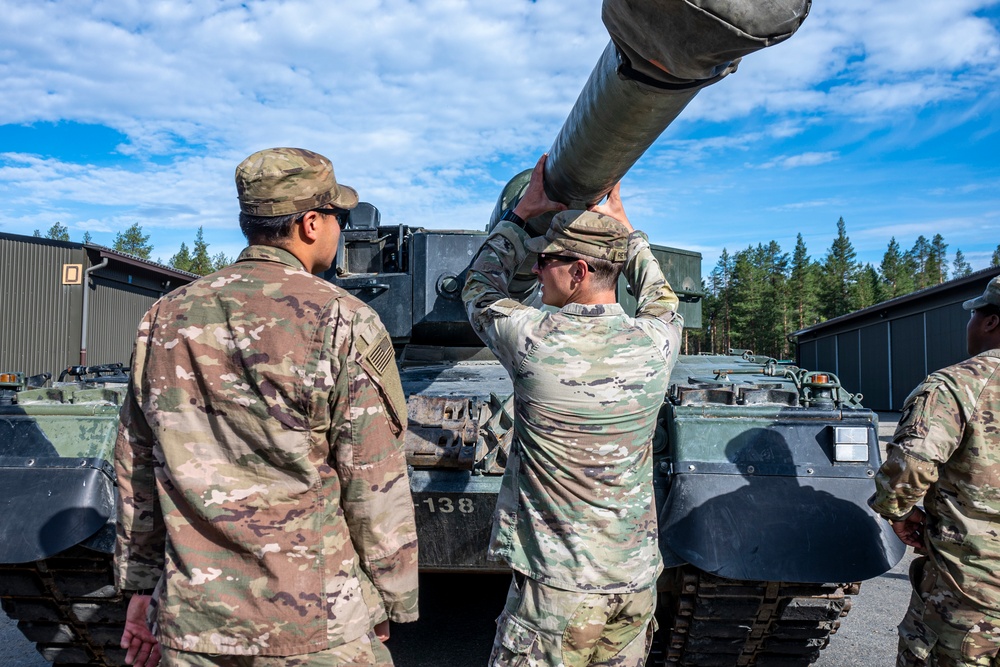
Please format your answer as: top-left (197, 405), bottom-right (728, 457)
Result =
top-left (0, 366), bottom-right (132, 666)
top-left (0, 0), bottom-right (906, 665)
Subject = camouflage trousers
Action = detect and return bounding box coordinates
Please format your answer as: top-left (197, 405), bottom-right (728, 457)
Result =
top-left (488, 573), bottom-right (656, 667)
top-left (898, 557), bottom-right (1000, 667)
top-left (160, 630), bottom-right (393, 667)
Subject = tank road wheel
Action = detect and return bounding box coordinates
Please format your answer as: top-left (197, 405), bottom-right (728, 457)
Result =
top-left (0, 547), bottom-right (128, 667)
top-left (653, 566), bottom-right (855, 667)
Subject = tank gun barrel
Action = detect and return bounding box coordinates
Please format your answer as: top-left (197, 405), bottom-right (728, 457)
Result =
top-left (542, 0), bottom-right (812, 209)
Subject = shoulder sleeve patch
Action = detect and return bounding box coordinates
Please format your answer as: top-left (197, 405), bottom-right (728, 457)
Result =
top-left (365, 333), bottom-right (394, 376)
top-left (487, 298), bottom-right (529, 318)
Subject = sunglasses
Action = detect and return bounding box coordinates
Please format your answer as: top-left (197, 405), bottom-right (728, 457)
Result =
top-left (537, 253), bottom-right (594, 271)
top-left (315, 208), bottom-right (350, 229)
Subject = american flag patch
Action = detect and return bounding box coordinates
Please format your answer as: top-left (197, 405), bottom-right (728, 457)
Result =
top-left (366, 335), bottom-right (394, 375)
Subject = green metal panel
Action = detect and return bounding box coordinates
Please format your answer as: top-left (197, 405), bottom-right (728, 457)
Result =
top-left (669, 406), bottom-right (878, 474)
top-left (1, 386), bottom-right (124, 460)
top-left (617, 244), bottom-right (702, 329)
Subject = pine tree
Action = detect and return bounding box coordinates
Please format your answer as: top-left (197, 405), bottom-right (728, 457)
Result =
top-left (819, 217), bottom-right (859, 319)
top-left (992, 244), bottom-right (1000, 267)
top-left (188, 227), bottom-right (215, 275)
top-left (729, 247), bottom-right (765, 354)
top-left (880, 237), bottom-right (915, 298)
top-left (704, 250), bottom-right (733, 354)
top-left (169, 243), bottom-right (193, 272)
top-left (46, 222), bottom-right (70, 241)
top-left (952, 250), bottom-right (972, 279)
top-left (907, 236), bottom-right (931, 289)
top-left (760, 240), bottom-right (790, 358)
top-left (32, 229), bottom-right (41, 237)
top-left (927, 234), bottom-right (948, 285)
top-left (113, 222), bottom-right (153, 259)
top-left (82, 231), bottom-right (93, 244)
top-left (789, 234), bottom-right (820, 330)
top-left (212, 252), bottom-right (231, 271)
top-left (853, 264), bottom-right (883, 310)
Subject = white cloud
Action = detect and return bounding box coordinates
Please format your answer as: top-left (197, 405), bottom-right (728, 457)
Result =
top-left (0, 0), bottom-right (996, 272)
top-left (768, 198), bottom-right (846, 212)
top-left (758, 152), bottom-right (839, 169)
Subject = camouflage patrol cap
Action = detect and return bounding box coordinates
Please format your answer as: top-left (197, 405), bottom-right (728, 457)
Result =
top-left (235, 147), bottom-right (358, 217)
top-left (963, 276), bottom-right (1000, 310)
top-left (524, 210), bottom-right (629, 262)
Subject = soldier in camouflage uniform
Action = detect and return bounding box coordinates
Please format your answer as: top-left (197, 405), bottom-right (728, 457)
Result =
top-left (115, 147), bottom-right (419, 667)
top-left (873, 275), bottom-right (1000, 667)
top-left (463, 155), bottom-right (683, 667)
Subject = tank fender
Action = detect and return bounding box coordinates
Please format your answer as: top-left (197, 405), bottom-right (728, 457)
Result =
top-left (0, 457), bottom-right (116, 564)
top-left (658, 472), bottom-right (905, 583)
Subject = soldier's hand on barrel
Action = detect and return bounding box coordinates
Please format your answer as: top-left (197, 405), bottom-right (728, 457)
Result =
top-left (890, 507), bottom-right (926, 550)
top-left (513, 154), bottom-right (567, 221)
top-left (588, 182), bottom-right (633, 232)
top-left (121, 593), bottom-right (161, 667)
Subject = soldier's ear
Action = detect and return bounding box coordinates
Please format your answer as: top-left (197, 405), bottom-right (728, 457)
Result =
top-left (298, 211), bottom-right (322, 242)
top-left (985, 312), bottom-right (1000, 333)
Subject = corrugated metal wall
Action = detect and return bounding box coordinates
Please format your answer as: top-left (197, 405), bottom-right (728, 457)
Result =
top-left (926, 302), bottom-right (967, 373)
top-left (0, 236), bottom-right (86, 377)
top-left (837, 331), bottom-right (860, 395)
top-left (1, 233), bottom-right (192, 379)
top-left (87, 276), bottom-right (163, 367)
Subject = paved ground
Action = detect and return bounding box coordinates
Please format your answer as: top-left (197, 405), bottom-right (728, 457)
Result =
top-left (0, 608), bottom-right (50, 667)
top-left (1, 412), bottom-right (909, 666)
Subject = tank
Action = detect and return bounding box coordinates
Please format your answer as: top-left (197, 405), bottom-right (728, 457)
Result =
top-left (325, 1), bottom-right (905, 664)
top-left (322, 211), bottom-right (904, 665)
top-left (0, 1), bottom-right (906, 665)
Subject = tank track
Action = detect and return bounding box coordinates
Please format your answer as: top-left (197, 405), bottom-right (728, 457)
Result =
top-left (0, 547), bottom-right (127, 666)
top-left (653, 566), bottom-right (857, 667)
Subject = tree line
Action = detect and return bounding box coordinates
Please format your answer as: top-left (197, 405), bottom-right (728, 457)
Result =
top-left (689, 217), bottom-right (1000, 360)
top-left (30, 217), bottom-right (1000, 353)
top-left (33, 222), bottom-right (231, 276)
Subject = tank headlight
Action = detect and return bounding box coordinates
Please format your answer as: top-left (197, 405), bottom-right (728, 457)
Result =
top-left (833, 426), bottom-right (869, 462)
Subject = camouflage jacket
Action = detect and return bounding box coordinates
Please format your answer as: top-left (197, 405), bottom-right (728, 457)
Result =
top-left (462, 221), bottom-right (683, 593)
top-left (115, 245), bottom-right (419, 656)
top-left (873, 349), bottom-right (1000, 610)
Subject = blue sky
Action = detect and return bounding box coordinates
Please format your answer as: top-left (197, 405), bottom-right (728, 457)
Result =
top-left (1, 0), bottom-right (998, 276)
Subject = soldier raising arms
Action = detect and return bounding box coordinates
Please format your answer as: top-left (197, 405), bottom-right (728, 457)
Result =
top-left (115, 148), bottom-right (418, 667)
top-left (872, 276), bottom-right (1000, 667)
top-left (463, 155), bottom-right (683, 667)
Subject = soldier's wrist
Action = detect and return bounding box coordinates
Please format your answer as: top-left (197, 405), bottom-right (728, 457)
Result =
top-left (885, 507), bottom-right (915, 523)
top-left (503, 208), bottom-right (528, 229)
